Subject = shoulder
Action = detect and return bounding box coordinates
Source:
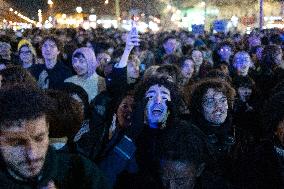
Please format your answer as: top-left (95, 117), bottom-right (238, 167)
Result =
top-left (64, 75), bottom-right (78, 83)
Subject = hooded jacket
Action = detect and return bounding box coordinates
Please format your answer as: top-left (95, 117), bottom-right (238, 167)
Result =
top-left (65, 47), bottom-right (105, 102)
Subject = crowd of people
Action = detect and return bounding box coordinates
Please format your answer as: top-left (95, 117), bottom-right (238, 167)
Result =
top-left (0, 26), bottom-right (284, 189)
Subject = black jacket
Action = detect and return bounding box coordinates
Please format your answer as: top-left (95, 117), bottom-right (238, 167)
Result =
top-left (0, 147), bottom-right (110, 189)
top-left (29, 61), bottom-right (73, 90)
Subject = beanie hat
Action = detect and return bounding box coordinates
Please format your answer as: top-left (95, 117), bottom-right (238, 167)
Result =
top-left (18, 39), bottom-right (36, 57)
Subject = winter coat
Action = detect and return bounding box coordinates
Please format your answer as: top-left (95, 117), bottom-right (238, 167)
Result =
top-left (0, 147), bottom-right (110, 189)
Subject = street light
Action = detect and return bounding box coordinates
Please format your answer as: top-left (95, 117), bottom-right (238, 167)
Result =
top-left (48, 0), bottom-right (53, 6)
top-left (76, 7), bottom-right (83, 13)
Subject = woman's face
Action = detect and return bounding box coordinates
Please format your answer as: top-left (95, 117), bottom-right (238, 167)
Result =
top-left (192, 50), bottom-right (203, 66)
top-left (117, 96), bottom-right (134, 129)
top-left (19, 46), bottom-right (33, 64)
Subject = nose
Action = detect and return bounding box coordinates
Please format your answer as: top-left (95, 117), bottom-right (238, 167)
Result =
top-left (155, 93), bottom-right (162, 104)
top-left (25, 141), bottom-right (38, 160)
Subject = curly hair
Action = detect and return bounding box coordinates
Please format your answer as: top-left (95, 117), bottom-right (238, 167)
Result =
top-left (155, 64), bottom-right (184, 86)
top-left (262, 91), bottom-right (284, 139)
top-left (134, 76), bottom-right (184, 122)
top-left (0, 65), bottom-right (37, 88)
top-left (205, 69), bottom-right (232, 83)
top-left (0, 85), bottom-right (52, 127)
top-left (187, 78), bottom-right (236, 116)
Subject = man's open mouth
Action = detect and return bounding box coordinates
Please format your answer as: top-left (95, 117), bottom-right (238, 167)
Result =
top-left (152, 109), bottom-right (163, 116)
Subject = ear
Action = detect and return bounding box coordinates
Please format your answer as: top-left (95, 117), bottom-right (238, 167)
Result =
top-left (195, 163), bottom-right (206, 177)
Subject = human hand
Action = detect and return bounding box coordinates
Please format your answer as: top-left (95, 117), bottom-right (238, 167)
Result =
top-left (125, 31), bottom-right (140, 51)
top-left (38, 70), bottom-right (49, 89)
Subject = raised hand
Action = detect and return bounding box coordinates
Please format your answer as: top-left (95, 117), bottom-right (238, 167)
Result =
top-left (38, 70), bottom-right (49, 89)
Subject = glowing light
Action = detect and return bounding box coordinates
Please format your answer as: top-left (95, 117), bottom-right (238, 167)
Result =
top-left (62, 14), bottom-right (67, 19)
top-left (9, 8), bottom-right (13, 12)
top-left (89, 15), bottom-right (97, 22)
top-left (167, 4), bottom-right (172, 10)
top-left (48, 0), bottom-right (53, 5)
top-left (76, 7), bottom-right (83, 13)
top-left (104, 0), bottom-right (109, 4)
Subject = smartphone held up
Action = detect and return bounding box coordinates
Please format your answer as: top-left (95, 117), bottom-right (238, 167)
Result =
top-left (131, 15), bottom-right (140, 47)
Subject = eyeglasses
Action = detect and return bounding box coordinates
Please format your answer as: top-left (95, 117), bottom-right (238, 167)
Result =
top-left (202, 97), bottom-right (228, 108)
top-left (20, 50), bottom-right (32, 55)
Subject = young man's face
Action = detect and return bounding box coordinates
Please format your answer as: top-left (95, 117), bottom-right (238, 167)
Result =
top-left (72, 54), bottom-right (88, 76)
top-left (0, 116), bottom-right (49, 179)
top-left (163, 38), bottom-right (177, 55)
top-left (41, 40), bottom-right (60, 61)
top-left (202, 88), bottom-right (228, 125)
top-left (127, 61), bottom-right (140, 83)
top-left (145, 84), bottom-right (171, 129)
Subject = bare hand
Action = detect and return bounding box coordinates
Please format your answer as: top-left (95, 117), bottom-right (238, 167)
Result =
top-left (38, 70), bottom-right (49, 89)
top-left (125, 32), bottom-right (140, 51)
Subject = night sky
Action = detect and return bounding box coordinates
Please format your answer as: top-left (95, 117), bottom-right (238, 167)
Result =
top-left (6, 0), bottom-right (47, 19)
top-left (5, 0), bottom-right (161, 19)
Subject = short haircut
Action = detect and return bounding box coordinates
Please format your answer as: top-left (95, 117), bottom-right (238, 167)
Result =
top-left (41, 35), bottom-right (63, 52)
top-left (0, 85), bottom-right (52, 127)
